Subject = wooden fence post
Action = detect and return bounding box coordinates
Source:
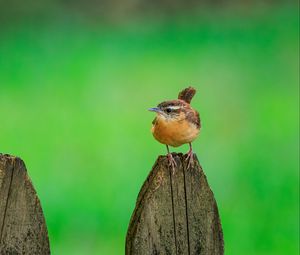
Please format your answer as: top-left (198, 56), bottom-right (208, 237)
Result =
top-left (126, 153), bottom-right (224, 255)
top-left (0, 154), bottom-right (50, 254)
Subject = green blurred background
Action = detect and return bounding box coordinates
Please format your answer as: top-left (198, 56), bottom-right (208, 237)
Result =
top-left (0, 0), bottom-right (299, 254)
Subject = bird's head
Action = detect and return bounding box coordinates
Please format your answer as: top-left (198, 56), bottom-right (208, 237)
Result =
top-left (148, 100), bottom-right (187, 121)
top-left (148, 86), bottom-right (197, 121)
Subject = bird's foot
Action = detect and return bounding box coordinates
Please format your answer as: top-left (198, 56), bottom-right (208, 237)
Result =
top-left (167, 153), bottom-right (177, 175)
top-left (185, 148), bottom-right (194, 169)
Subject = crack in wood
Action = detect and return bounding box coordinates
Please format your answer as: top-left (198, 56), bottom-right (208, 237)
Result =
top-left (183, 157), bottom-right (191, 255)
top-left (169, 165), bottom-right (178, 255)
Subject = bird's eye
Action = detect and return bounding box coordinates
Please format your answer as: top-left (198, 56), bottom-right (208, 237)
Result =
top-left (166, 108), bottom-right (172, 113)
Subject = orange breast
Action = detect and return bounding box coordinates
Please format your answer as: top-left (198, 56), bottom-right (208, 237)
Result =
top-left (151, 116), bottom-right (199, 147)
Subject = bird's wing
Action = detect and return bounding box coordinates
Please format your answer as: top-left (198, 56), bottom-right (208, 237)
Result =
top-left (186, 110), bottom-right (201, 129)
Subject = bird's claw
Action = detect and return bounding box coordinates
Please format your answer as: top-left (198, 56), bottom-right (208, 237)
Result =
top-left (185, 149), bottom-right (194, 169)
top-left (167, 153), bottom-right (177, 175)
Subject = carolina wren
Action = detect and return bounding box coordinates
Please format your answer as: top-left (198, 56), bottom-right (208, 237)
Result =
top-left (149, 87), bottom-right (201, 171)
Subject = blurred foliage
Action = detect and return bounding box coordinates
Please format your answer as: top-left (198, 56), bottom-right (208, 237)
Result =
top-left (0, 2), bottom-right (299, 255)
top-left (0, 0), bottom-right (298, 24)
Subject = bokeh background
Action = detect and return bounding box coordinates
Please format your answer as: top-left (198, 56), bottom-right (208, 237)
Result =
top-left (0, 0), bottom-right (299, 254)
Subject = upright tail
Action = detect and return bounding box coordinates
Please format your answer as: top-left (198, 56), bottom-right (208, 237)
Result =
top-left (178, 86), bottom-right (196, 104)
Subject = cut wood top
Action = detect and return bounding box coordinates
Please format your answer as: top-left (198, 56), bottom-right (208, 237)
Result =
top-left (126, 153), bottom-right (224, 255)
top-left (0, 154), bottom-right (50, 255)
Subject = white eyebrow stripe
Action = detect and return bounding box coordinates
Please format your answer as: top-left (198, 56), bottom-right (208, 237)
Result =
top-left (167, 106), bottom-right (181, 110)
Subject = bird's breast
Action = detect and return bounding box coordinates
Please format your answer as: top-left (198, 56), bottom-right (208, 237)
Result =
top-left (151, 116), bottom-right (199, 147)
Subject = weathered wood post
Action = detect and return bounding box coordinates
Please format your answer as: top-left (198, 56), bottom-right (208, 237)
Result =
top-left (126, 153), bottom-right (224, 255)
top-left (0, 154), bottom-right (50, 254)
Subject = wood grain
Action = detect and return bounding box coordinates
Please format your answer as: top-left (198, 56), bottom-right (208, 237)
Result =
top-left (0, 154), bottom-right (50, 254)
top-left (126, 153), bottom-right (224, 255)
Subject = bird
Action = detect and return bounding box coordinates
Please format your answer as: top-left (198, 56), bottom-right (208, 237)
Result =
top-left (149, 86), bottom-right (201, 172)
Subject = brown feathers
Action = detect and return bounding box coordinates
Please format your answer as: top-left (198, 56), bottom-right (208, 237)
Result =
top-left (178, 86), bottom-right (196, 104)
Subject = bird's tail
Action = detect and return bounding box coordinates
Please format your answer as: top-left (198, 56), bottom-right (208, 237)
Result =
top-left (178, 86), bottom-right (196, 104)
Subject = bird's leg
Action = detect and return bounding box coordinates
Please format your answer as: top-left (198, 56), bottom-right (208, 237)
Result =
top-left (166, 145), bottom-right (177, 174)
top-left (185, 142), bottom-right (194, 169)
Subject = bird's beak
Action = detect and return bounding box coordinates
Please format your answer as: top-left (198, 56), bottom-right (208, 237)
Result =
top-left (148, 107), bottom-right (162, 113)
